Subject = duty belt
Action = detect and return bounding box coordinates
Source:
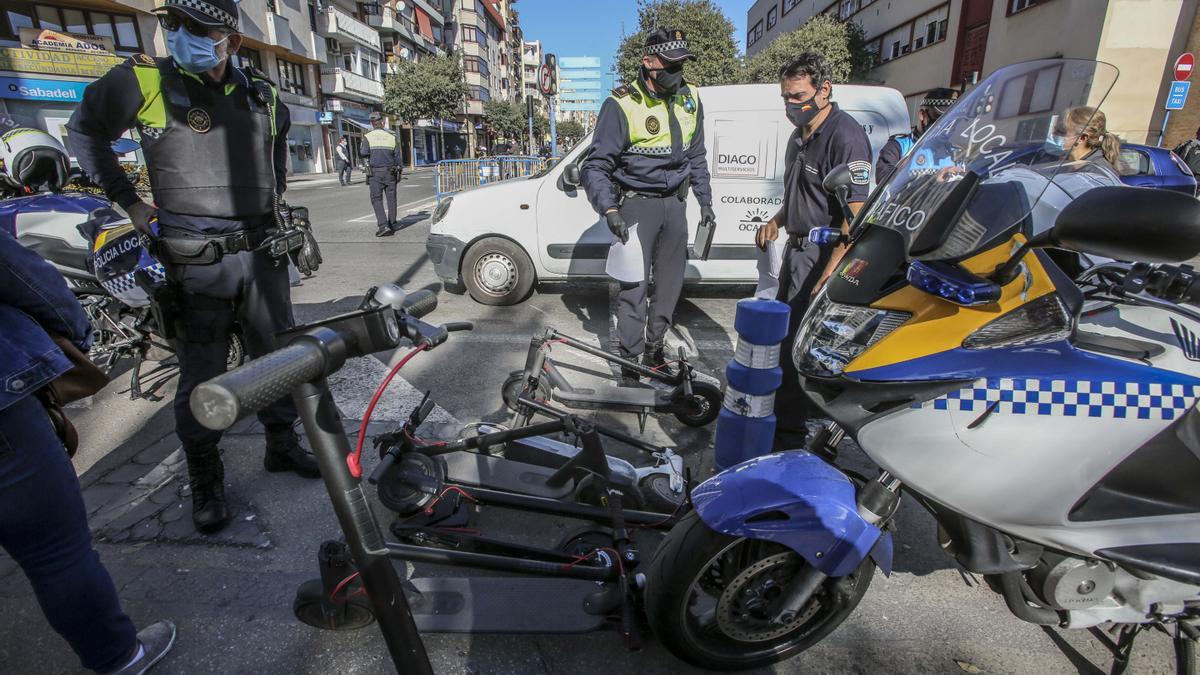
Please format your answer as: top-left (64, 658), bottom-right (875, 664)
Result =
top-left (620, 177), bottom-right (690, 202)
top-left (155, 227), bottom-right (273, 265)
top-left (786, 231), bottom-right (812, 250)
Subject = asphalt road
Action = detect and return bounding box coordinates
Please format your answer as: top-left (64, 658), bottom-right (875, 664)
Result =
top-left (0, 168), bottom-right (1192, 674)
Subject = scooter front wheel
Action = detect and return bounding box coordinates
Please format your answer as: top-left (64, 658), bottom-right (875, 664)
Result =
top-left (672, 381), bottom-right (722, 427)
top-left (500, 370), bottom-right (550, 412)
top-left (644, 511), bottom-right (875, 671)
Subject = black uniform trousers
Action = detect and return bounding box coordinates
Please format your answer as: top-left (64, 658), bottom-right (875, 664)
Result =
top-left (774, 238), bottom-right (831, 450)
top-left (337, 160), bottom-right (352, 186)
top-left (615, 194), bottom-right (688, 358)
top-left (367, 168), bottom-right (398, 228)
top-left (169, 245), bottom-right (297, 451)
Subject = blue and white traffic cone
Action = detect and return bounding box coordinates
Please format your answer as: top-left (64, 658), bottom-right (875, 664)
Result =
top-left (714, 298), bottom-right (790, 471)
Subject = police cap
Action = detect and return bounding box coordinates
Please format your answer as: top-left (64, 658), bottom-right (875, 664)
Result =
top-left (154, 0), bottom-right (239, 32)
top-left (920, 88), bottom-right (959, 115)
top-left (369, 111), bottom-right (384, 122)
top-left (644, 28), bottom-right (696, 63)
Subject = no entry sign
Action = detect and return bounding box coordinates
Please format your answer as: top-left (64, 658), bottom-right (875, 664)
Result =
top-left (1175, 53), bottom-right (1195, 82)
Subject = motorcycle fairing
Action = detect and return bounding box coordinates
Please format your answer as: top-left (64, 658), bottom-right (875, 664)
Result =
top-left (691, 452), bottom-right (893, 577)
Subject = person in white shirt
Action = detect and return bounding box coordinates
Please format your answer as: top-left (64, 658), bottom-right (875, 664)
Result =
top-left (335, 136), bottom-right (352, 186)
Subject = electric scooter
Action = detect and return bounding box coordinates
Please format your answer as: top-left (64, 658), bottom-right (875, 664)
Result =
top-left (501, 328), bottom-right (723, 431)
top-left (371, 391), bottom-right (687, 517)
top-left (189, 287), bottom-right (687, 673)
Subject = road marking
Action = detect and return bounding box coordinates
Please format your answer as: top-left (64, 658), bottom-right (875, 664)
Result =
top-left (348, 197), bottom-right (436, 223)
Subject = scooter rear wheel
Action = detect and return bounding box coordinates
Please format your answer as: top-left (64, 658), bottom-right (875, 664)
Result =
top-left (639, 473), bottom-right (684, 514)
top-left (644, 511), bottom-right (875, 671)
top-left (376, 453), bottom-right (444, 515)
top-left (293, 579), bottom-right (376, 631)
top-left (500, 371), bottom-right (550, 412)
top-left (673, 381), bottom-right (722, 427)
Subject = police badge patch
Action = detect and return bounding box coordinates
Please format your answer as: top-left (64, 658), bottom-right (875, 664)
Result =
top-left (645, 116), bottom-right (661, 135)
top-left (187, 108), bottom-right (212, 133)
top-left (847, 160), bottom-right (871, 185)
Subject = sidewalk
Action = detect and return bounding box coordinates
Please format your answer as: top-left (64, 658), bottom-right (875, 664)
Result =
top-left (287, 165), bottom-right (433, 187)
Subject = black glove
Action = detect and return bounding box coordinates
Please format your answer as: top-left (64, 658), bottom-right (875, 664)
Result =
top-left (699, 205), bottom-right (716, 228)
top-left (606, 210), bottom-right (628, 244)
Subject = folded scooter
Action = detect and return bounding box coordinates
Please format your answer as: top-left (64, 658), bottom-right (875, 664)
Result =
top-left (501, 328), bottom-right (722, 431)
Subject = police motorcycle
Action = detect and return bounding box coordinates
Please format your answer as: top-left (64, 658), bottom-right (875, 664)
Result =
top-left (1, 129), bottom-right (318, 399)
top-left (641, 59), bottom-right (1200, 672)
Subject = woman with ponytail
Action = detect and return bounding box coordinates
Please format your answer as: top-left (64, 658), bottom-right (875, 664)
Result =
top-left (1054, 106), bottom-right (1122, 169)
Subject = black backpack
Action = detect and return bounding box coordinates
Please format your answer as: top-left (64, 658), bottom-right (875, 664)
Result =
top-left (1173, 138), bottom-right (1200, 175)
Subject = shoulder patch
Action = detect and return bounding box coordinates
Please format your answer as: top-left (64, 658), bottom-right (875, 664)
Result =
top-left (128, 53), bottom-right (157, 67)
top-left (611, 85), bottom-right (630, 98)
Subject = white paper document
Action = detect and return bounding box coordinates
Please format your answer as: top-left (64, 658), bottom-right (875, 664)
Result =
top-left (605, 223), bottom-right (644, 284)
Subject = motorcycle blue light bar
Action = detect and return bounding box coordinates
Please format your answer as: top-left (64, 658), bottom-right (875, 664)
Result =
top-left (906, 260), bottom-right (1001, 306)
top-left (808, 227), bottom-right (845, 246)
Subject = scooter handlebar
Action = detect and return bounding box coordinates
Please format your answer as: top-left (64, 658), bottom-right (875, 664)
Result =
top-left (190, 339), bottom-right (329, 431)
top-left (400, 289), bottom-right (437, 320)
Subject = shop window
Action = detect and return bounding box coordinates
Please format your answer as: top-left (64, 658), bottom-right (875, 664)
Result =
top-left (88, 12), bottom-right (114, 41)
top-left (63, 8), bottom-right (86, 33)
top-left (35, 5), bottom-right (60, 30)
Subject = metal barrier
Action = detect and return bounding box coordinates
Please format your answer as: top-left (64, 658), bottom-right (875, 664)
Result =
top-left (434, 156), bottom-right (558, 202)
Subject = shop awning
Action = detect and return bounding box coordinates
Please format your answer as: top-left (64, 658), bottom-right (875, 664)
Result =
top-left (343, 118), bottom-right (372, 130)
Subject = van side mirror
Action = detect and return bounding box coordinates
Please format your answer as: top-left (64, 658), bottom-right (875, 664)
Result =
top-left (563, 163), bottom-right (581, 187)
top-left (1050, 186), bottom-right (1200, 262)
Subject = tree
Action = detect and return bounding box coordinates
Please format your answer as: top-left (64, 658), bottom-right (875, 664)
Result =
top-left (741, 14), bottom-right (874, 84)
top-left (483, 99), bottom-right (526, 142)
top-left (556, 119), bottom-right (585, 146)
top-left (383, 52), bottom-right (468, 162)
top-left (614, 0), bottom-right (740, 87)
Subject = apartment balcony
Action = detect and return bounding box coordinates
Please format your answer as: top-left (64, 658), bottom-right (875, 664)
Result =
top-left (264, 13), bottom-right (294, 52)
top-left (321, 68), bottom-right (384, 103)
top-left (317, 5), bottom-right (381, 53)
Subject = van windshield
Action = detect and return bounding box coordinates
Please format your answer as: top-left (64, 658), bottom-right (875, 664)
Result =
top-left (861, 58), bottom-right (1119, 261)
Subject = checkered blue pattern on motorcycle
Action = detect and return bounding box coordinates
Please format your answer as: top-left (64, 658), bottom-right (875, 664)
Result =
top-left (99, 263), bottom-right (167, 299)
top-left (915, 378), bottom-right (1200, 420)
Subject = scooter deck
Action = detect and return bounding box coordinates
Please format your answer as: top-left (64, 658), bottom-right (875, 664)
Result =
top-left (551, 383), bottom-right (673, 411)
top-left (405, 577), bottom-right (608, 633)
top-left (436, 452), bottom-right (574, 500)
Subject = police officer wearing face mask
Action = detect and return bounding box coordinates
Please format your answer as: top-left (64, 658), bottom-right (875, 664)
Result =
top-left (875, 87), bottom-right (959, 179)
top-left (67, 0), bottom-right (319, 535)
top-left (754, 52), bottom-right (872, 451)
top-left (582, 28), bottom-right (716, 380)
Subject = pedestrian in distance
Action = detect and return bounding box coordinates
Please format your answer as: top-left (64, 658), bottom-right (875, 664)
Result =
top-left (581, 27), bottom-right (717, 383)
top-left (0, 228), bottom-right (176, 674)
top-left (361, 111), bottom-right (403, 237)
top-left (753, 52), bottom-right (873, 451)
top-left (1053, 105), bottom-right (1121, 171)
top-left (335, 136), bottom-right (352, 186)
top-left (1173, 126), bottom-right (1200, 176)
top-left (67, 0), bottom-right (321, 535)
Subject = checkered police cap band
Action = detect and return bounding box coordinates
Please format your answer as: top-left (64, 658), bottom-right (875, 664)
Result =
top-left (645, 40), bottom-right (688, 56)
top-left (165, 0), bottom-right (239, 31)
top-left (922, 97), bottom-right (956, 109)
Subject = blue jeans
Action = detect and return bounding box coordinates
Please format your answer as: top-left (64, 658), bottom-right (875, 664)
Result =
top-left (0, 395), bottom-right (136, 672)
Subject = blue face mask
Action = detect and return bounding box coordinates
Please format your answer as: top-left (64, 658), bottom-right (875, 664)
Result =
top-left (167, 29), bottom-right (229, 74)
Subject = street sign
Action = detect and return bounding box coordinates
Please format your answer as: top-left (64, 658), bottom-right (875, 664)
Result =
top-left (538, 63), bottom-right (554, 95)
top-left (1167, 81), bottom-right (1191, 110)
top-left (1175, 53), bottom-right (1195, 82)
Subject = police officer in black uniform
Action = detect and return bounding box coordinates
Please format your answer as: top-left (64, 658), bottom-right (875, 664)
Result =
top-left (362, 111), bottom-right (403, 237)
top-left (582, 28), bottom-right (715, 380)
top-left (875, 87), bottom-right (958, 179)
top-left (754, 53), bottom-right (872, 451)
top-left (68, 0), bottom-right (318, 535)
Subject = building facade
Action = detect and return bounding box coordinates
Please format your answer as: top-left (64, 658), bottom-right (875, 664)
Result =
top-left (370, 0), bottom-right (449, 165)
top-left (557, 55), bottom-right (602, 130)
top-left (745, 0), bottom-right (1197, 144)
top-left (445, 0), bottom-right (511, 156)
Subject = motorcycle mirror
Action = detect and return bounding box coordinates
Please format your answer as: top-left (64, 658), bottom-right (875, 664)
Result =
top-left (110, 138), bottom-right (140, 154)
top-left (822, 164), bottom-right (853, 196)
top-left (1049, 186), bottom-right (1200, 263)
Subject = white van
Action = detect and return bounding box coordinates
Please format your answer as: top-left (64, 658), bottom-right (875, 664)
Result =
top-left (426, 83), bottom-right (910, 305)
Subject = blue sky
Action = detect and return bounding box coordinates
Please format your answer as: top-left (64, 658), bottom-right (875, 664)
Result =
top-left (517, 0), bottom-right (751, 75)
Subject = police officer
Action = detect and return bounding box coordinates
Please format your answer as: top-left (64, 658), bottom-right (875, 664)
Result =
top-left (67, 0), bottom-right (319, 535)
top-left (875, 87), bottom-right (958, 179)
top-left (754, 53), bottom-right (872, 451)
top-left (362, 111), bottom-right (403, 237)
top-left (582, 28), bottom-right (715, 379)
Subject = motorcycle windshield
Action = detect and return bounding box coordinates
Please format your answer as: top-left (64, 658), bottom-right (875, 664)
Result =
top-left (861, 59), bottom-right (1120, 261)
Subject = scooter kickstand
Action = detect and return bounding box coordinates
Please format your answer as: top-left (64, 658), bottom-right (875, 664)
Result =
top-left (637, 410), bottom-right (648, 433)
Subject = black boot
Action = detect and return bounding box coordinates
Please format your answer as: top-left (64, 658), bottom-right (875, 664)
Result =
top-left (184, 447), bottom-right (231, 534)
top-left (265, 429), bottom-right (321, 478)
top-left (642, 341), bottom-right (668, 370)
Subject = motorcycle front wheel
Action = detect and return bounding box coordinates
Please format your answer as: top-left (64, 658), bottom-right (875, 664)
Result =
top-left (644, 511), bottom-right (875, 671)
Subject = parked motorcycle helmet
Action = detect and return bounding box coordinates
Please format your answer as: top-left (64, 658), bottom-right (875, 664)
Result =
top-left (89, 212), bottom-right (166, 308)
top-left (0, 128), bottom-right (70, 193)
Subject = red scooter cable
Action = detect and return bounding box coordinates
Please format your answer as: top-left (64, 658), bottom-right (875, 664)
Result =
top-left (347, 344), bottom-right (428, 478)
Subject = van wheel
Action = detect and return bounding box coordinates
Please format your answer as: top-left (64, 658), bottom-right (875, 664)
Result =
top-left (463, 237), bottom-right (535, 306)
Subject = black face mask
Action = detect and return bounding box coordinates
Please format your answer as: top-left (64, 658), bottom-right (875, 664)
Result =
top-left (643, 63), bottom-right (684, 95)
top-left (785, 99), bottom-right (826, 128)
